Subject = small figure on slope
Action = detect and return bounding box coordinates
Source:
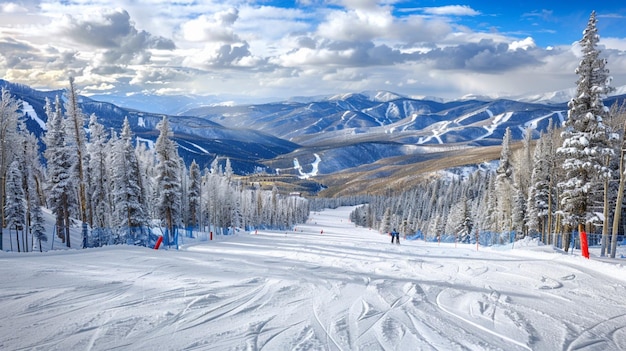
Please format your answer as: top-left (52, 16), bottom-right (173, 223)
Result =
top-left (391, 228), bottom-right (400, 244)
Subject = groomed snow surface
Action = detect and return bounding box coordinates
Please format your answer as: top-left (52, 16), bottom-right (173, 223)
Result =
top-left (2, 206), bottom-right (626, 351)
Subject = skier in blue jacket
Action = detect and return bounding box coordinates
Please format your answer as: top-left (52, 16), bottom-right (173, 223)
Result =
top-left (391, 229), bottom-right (400, 244)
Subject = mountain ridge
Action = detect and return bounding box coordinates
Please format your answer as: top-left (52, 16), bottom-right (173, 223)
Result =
top-left (2, 79), bottom-right (625, 196)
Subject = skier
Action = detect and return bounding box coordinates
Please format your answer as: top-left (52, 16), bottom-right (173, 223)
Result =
top-left (391, 228), bottom-right (400, 244)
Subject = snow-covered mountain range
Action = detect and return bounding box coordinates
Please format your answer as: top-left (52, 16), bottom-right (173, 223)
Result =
top-left (3, 79), bottom-right (625, 194)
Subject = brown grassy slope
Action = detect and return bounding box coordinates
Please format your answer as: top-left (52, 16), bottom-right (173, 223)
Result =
top-left (314, 144), bottom-right (510, 197)
top-left (237, 142), bottom-right (524, 197)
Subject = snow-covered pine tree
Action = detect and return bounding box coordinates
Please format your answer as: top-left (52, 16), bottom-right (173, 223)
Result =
top-left (30, 193), bottom-right (47, 252)
top-left (188, 160), bottom-right (201, 229)
top-left (380, 207), bottom-right (392, 234)
top-left (111, 117), bottom-right (146, 244)
top-left (557, 11), bottom-right (614, 237)
top-left (87, 114), bottom-right (112, 245)
top-left (514, 127), bottom-right (533, 237)
top-left (512, 188), bottom-right (526, 238)
top-left (44, 96), bottom-right (75, 247)
top-left (135, 138), bottom-right (157, 221)
top-left (484, 174), bottom-right (498, 235)
top-left (224, 157), bottom-right (233, 179)
top-left (527, 136), bottom-right (549, 239)
top-left (400, 207), bottom-right (414, 237)
top-left (516, 127), bottom-right (534, 198)
top-left (445, 195), bottom-right (472, 242)
top-left (0, 88), bottom-right (21, 250)
top-left (495, 127), bottom-right (515, 233)
top-left (155, 116), bottom-right (182, 242)
top-left (4, 160), bottom-right (25, 251)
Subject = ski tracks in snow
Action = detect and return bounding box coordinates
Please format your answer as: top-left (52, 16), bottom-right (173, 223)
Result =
top-left (3, 207), bottom-right (626, 350)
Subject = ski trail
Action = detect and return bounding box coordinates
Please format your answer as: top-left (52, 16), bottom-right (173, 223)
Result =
top-left (565, 313), bottom-right (626, 351)
top-left (312, 303), bottom-right (344, 351)
top-left (436, 289), bottom-right (533, 351)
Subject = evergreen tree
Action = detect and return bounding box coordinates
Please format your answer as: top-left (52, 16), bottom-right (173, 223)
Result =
top-left (135, 139), bottom-right (157, 221)
top-left (0, 88), bottom-right (21, 250)
top-left (445, 195), bottom-right (473, 242)
top-left (380, 207), bottom-right (392, 234)
top-left (111, 117), bottom-right (146, 244)
top-left (30, 194), bottom-right (47, 252)
top-left (87, 115), bottom-right (111, 234)
top-left (495, 127), bottom-right (515, 232)
top-left (188, 160), bottom-right (201, 229)
top-left (557, 11), bottom-right (614, 233)
top-left (512, 188), bottom-right (526, 237)
top-left (155, 116), bottom-right (182, 242)
top-left (527, 136), bottom-right (550, 238)
top-left (4, 160), bottom-right (25, 251)
top-left (44, 96), bottom-right (75, 247)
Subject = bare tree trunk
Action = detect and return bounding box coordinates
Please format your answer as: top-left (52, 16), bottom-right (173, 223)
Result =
top-left (611, 124), bottom-right (626, 258)
top-left (166, 206), bottom-right (173, 244)
top-left (601, 155), bottom-right (610, 256)
top-left (547, 190), bottom-right (553, 245)
top-left (15, 225), bottom-right (20, 252)
top-left (63, 193), bottom-right (71, 248)
top-left (0, 123), bottom-right (7, 251)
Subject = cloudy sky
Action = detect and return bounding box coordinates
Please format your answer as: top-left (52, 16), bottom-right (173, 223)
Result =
top-left (1, 0), bottom-right (625, 103)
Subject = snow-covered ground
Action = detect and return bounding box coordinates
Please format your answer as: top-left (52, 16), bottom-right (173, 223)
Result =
top-left (1, 206), bottom-right (626, 350)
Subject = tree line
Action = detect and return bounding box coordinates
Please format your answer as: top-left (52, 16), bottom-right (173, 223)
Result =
top-left (350, 11), bottom-right (625, 258)
top-left (0, 79), bottom-right (309, 252)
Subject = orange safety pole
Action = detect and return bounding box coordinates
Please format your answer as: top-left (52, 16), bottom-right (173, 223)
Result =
top-left (579, 224), bottom-right (589, 259)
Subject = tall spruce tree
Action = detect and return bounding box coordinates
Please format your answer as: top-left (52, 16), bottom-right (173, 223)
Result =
top-left (30, 193), bottom-right (47, 252)
top-left (87, 114), bottom-right (111, 233)
top-left (495, 127), bottom-right (515, 233)
top-left (527, 135), bottom-right (552, 240)
top-left (44, 96), bottom-right (75, 247)
top-left (188, 160), bottom-right (201, 229)
top-left (0, 88), bottom-right (21, 250)
top-left (111, 117), bottom-right (146, 244)
top-left (155, 116), bottom-right (182, 242)
top-left (4, 160), bottom-right (25, 251)
top-left (557, 11), bottom-right (614, 235)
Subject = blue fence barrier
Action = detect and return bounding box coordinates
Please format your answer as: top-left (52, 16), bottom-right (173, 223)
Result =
top-left (413, 230), bottom-right (625, 249)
